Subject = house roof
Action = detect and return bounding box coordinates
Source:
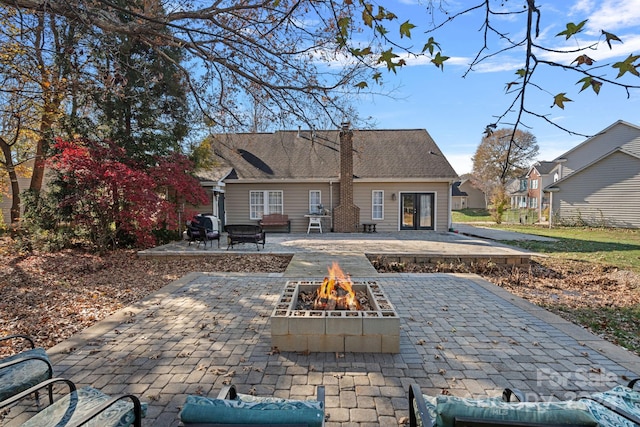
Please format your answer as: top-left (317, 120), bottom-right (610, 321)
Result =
top-left (553, 120), bottom-right (640, 161)
top-left (452, 181), bottom-right (468, 197)
top-left (545, 147), bottom-right (640, 191)
top-left (206, 129), bottom-right (458, 181)
top-left (544, 120), bottom-right (640, 191)
top-left (529, 161), bottom-right (556, 175)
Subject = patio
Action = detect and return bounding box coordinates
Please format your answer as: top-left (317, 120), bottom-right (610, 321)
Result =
top-left (4, 230), bottom-right (640, 426)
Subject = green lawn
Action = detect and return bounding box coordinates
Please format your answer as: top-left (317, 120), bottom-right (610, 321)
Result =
top-left (489, 224), bottom-right (640, 272)
top-left (451, 208), bottom-right (492, 222)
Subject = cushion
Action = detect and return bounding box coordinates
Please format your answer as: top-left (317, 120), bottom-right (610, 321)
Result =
top-left (429, 394), bottom-right (597, 427)
top-left (21, 386), bottom-right (146, 427)
top-left (180, 394), bottom-right (324, 427)
top-left (0, 348), bottom-right (52, 402)
top-left (580, 385), bottom-right (640, 427)
top-left (418, 395), bottom-right (504, 427)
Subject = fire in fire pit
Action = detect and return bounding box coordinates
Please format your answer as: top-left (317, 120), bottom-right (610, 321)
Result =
top-left (314, 262), bottom-right (361, 311)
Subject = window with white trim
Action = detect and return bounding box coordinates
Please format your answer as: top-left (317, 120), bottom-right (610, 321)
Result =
top-left (531, 179), bottom-right (539, 189)
top-left (250, 190), bottom-right (283, 220)
top-left (529, 197), bottom-right (537, 208)
top-left (372, 190), bottom-right (384, 220)
top-left (309, 190), bottom-right (322, 214)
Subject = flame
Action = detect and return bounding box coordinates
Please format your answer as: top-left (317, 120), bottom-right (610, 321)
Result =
top-left (314, 262), bottom-right (361, 310)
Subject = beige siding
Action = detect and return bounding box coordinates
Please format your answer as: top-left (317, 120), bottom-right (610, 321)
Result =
top-left (554, 152), bottom-right (640, 228)
top-left (452, 196), bottom-right (467, 210)
top-left (459, 181), bottom-right (485, 209)
top-left (225, 182), bottom-right (337, 233)
top-left (224, 180), bottom-right (452, 233)
top-left (353, 181), bottom-right (450, 232)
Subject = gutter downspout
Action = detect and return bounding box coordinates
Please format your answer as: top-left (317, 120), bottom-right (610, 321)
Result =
top-left (330, 180), bottom-right (334, 231)
top-left (448, 180), bottom-right (453, 231)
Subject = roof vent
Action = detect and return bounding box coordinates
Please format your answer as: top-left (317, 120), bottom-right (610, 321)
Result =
top-left (341, 121), bottom-right (351, 131)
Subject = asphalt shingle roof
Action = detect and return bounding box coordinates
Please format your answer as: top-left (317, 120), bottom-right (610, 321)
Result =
top-left (208, 129), bottom-right (458, 181)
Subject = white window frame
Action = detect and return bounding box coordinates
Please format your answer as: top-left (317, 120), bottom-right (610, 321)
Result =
top-left (309, 190), bottom-right (322, 214)
top-left (372, 190), bottom-right (384, 220)
top-left (249, 190), bottom-right (283, 220)
top-left (529, 197), bottom-right (537, 209)
top-left (531, 179), bottom-right (539, 189)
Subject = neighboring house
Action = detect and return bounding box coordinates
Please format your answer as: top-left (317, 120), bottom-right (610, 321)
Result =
top-left (525, 161), bottom-right (556, 220)
top-left (451, 181), bottom-right (468, 210)
top-left (458, 179), bottom-right (486, 209)
top-left (195, 126), bottom-right (459, 233)
top-left (545, 120), bottom-right (640, 228)
top-left (507, 176), bottom-right (528, 209)
top-left (451, 179), bottom-right (485, 210)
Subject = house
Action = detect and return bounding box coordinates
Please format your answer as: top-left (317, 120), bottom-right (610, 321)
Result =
top-left (458, 179), bottom-right (486, 209)
top-left (451, 179), bottom-right (485, 210)
top-left (525, 161), bottom-right (556, 221)
top-left (507, 176), bottom-right (527, 209)
top-left (451, 181), bottom-right (468, 210)
top-left (545, 120), bottom-right (640, 228)
top-left (195, 126), bottom-right (459, 233)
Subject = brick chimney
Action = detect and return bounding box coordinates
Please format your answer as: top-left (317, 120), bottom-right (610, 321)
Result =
top-left (333, 123), bottom-right (360, 232)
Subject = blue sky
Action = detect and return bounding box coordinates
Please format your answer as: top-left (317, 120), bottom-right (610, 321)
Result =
top-left (354, 0), bottom-right (640, 175)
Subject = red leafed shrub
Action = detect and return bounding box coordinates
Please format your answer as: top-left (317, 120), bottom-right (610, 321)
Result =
top-left (48, 138), bottom-right (208, 249)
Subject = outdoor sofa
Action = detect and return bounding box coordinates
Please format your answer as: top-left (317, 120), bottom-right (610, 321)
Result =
top-left (225, 224), bottom-right (266, 251)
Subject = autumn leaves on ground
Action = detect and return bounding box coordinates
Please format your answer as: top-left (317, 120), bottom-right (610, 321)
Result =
top-left (1, 239), bottom-right (639, 356)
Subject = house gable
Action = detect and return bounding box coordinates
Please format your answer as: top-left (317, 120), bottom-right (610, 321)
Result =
top-left (554, 120), bottom-right (640, 178)
top-left (549, 150), bottom-right (640, 228)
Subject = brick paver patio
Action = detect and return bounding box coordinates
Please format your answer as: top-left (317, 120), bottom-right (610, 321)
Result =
top-left (6, 268), bottom-right (638, 426)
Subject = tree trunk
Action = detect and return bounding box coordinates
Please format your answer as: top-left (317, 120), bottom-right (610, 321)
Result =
top-left (0, 141), bottom-right (21, 224)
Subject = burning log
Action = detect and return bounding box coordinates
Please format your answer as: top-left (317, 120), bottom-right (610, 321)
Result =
top-left (312, 263), bottom-right (361, 311)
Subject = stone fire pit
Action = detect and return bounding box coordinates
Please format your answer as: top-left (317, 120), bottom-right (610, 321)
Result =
top-left (270, 280), bottom-right (400, 353)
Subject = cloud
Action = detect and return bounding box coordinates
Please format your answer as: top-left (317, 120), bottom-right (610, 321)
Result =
top-left (581, 0), bottom-right (640, 34)
top-left (537, 34), bottom-right (640, 64)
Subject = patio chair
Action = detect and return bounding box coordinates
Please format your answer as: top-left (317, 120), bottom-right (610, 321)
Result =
top-left (197, 225), bottom-right (221, 248)
top-left (180, 384), bottom-right (325, 426)
top-left (409, 378), bottom-right (640, 427)
top-left (0, 334), bottom-right (54, 405)
top-left (0, 377), bottom-right (145, 427)
top-left (186, 214), bottom-right (221, 248)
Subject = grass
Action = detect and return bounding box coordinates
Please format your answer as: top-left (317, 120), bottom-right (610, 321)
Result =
top-left (490, 224), bottom-right (640, 272)
top-left (451, 209), bottom-right (640, 272)
top-left (451, 208), bottom-right (492, 222)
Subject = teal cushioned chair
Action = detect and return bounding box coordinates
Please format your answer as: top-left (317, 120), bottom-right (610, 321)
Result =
top-left (0, 378), bottom-right (145, 427)
top-left (180, 384), bottom-right (325, 426)
top-left (0, 334), bottom-right (54, 405)
top-left (409, 379), bottom-right (640, 427)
